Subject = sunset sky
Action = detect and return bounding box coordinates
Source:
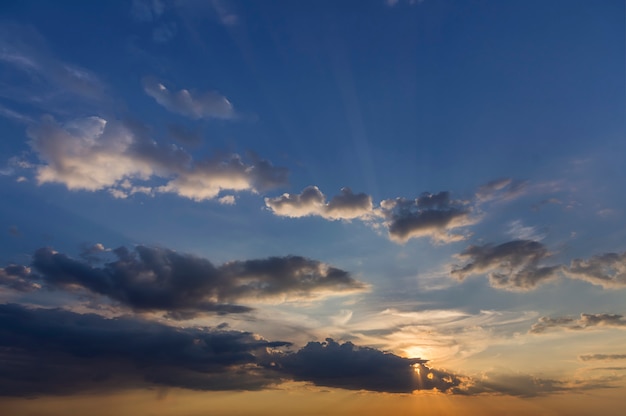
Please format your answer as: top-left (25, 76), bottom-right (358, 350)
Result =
top-left (1, 0), bottom-right (625, 414)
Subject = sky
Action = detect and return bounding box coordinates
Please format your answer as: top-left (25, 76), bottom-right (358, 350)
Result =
top-left (0, 0), bottom-right (624, 414)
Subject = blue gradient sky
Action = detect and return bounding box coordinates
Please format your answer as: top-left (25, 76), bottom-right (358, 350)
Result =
top-left (0, 0), bottom-right (625, 413)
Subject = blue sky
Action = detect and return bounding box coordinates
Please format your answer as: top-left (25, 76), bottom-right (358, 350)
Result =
top-left (0, 0), bottom-right (625, 413)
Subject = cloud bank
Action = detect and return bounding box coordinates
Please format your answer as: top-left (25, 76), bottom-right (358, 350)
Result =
top-left (270, 338), bottom-right (460, 393)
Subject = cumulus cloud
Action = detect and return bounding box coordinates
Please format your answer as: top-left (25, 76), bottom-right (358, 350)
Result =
top-left (268, 338), bottom-right (460, 393)
top-left (0, 303), bottom-right (289, 396)
top-left (451, 240), bottom-right (561, 291)
top-left (27, 245), bottom-right (367, 317)
top-left (379, 192), bottom-right (476, 244)
top-left (530, 313), bottom-right (626, 334)
top-left (27, 115), bottom-right (288, 201)
top-left (265, 186), bottom-right (374, 221)
top-left (143, 76), bottom-right (236, 120)
top-left (563, 251), bottom-right (626, 289)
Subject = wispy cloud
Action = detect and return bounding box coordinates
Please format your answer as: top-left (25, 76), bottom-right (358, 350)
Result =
top-left (0, 23), bottom-right (107, 109)
top-left (579, 354), bottom-right (626, 362)
top-left (143, 76), bottom-right (237, 120)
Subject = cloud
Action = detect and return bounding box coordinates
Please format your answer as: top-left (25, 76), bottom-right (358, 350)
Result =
top-left (26, 245), bottom-right (367, 317)
top-left (451, 240), bottom-right (561, 291)
top-left (143, 76), bottom-right (236, 120)
top-left (265, 186), bottom-right (374, 221)
top-left (0, 303), bottom-right (290, 396)
top-left (27, 115), bottom-right (288, 201)
top-left (530, 313), bottom-right (626, 334)
top-left (0, 23), bottom-right (106, 108)
top-left (167, 123), bottom-right (203, 145)
top-left (475, 178), bottom-right (528, 204)
top-left (0, 265), bottom-right (40, 292)
top-left (379, 192), bottom-right (476, 244)
top-left (460, 371), bottom-right (620, 397)
top-left (268, 338), bottom-right (461, 393)
top-left (563, 252), bottom-right (626, 289)
top-left (130, 0), bottom-right (165, 21)
top-left (579, 354), bottom-right (626, 362)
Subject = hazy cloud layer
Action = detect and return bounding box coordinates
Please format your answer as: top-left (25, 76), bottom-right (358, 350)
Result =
top-left (268, 338), bottom-right (460, 393)
top-left (530, 313), bottom-right (626, 334)
top-left (0, 303), bottom-right (289, 396)
top-left (26, 245), bottom-right (367, 317)
top-left (143, 76), bottom-right (236, 120)
top-left (265, 186), bottom-right (374, 220)
top-left (564, 251), bottom-right (626, 289)
top-left (27, 116), bottom-right (288, 201)
top-left (380, 192), bottom-right (475, 243)
top-left (452, 240), bottom-right (561, 291)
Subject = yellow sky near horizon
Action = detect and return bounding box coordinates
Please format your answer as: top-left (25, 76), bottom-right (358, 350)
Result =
top-left (2, 386), bottom-right (625, 416)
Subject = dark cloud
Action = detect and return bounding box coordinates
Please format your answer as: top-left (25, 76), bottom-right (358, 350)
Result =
top-left (265, 186), bottom-right (373, 220)
top-left (27, 245), bottom-right (366, 317)
top-left (0, 265), bottom-right (40, 292)
top-left (380, 192), bottom-right (474, 243)
top-left (564, 251), bottom-right (626, 289)
top-left (579, 354), bottom-right (626, 362)
top-left (142, 76), bottom-right (236, 120)
top-left (452, 240), bottom-right (561, 291)
top-left (0, 303), bottom-right (289, 396)
top-left (530, 313), bottom-right (626, 334)
top-left (268, 338), bottom-right (460, 393)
